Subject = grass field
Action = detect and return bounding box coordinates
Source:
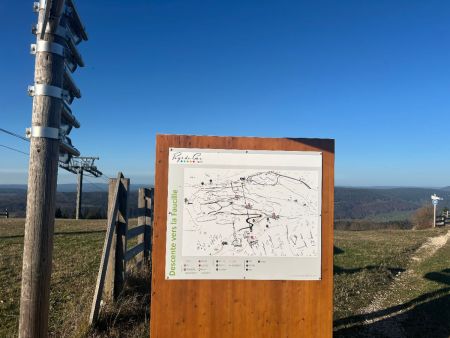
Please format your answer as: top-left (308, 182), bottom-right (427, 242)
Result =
top-left (334, 228), bottom-right (450, 337)
top-left (1, 219), bottom-right (450, 337)
top-left (0, 218), bottom-right (149, 338)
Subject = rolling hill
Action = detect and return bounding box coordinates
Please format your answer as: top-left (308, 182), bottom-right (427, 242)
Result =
top-left (0, 185), bottom-right (448, 224)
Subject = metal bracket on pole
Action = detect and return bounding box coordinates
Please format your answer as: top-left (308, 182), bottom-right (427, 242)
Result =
top-left (30, 40), bottom-right (65, 57)
top-left (26, 126), bottom-right (60, 140)
top-left (28, 84), bottom-right (68, 100)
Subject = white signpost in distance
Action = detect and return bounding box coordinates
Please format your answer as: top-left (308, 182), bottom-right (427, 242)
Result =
top-left (165, 148), bottom-right (323, 281)
top-left (431, 194), bottom-right (443, 228)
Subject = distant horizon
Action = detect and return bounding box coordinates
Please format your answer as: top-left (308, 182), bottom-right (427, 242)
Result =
top-left (0, 182), bottom-right (449, 191)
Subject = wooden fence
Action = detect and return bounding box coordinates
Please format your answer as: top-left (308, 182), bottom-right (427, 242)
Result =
top-left (436, 211), bottom-right (450, 227)
top-left (89, 172), bottom-right (154, 324)
top-left (0, 210), bottom-right (8, 218)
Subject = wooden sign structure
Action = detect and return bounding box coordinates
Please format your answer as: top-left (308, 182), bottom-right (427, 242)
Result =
top-left (150, 135), bottom-right (334, 338)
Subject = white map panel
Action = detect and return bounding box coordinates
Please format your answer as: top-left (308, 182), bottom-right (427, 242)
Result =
top-left (165, 148), bottom-right (322, 280)
top-left (182, 168), bottom-right (320, 258)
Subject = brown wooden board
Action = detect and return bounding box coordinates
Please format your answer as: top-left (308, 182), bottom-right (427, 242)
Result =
top-left (150, 135), bottom-right (334, 338)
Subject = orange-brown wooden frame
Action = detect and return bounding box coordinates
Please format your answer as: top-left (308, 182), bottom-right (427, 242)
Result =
top-left (150, 135), bottom-right (334, 338)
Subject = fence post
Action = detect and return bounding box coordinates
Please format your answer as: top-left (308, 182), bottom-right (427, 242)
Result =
top-left (138, 188), bottom-right (152, 263)
top-left (137, 188), bottom-right (145, 263)
top-left (117, 177), bottom-right (129, 292)
top-left (104, 179), bottom-right (117, 301)
top-left (104, 177), bottom-right (129, 301)
top-left (148, 188), bottom-right (154, 256)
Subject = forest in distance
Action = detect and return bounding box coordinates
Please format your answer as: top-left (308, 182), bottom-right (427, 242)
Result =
top-left (1, 185), bottom-right (449, 230)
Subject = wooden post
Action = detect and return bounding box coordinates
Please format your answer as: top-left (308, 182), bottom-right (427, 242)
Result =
top-left (104, 177), bottom-right (129, 301)
top-left (116, 177), bottom-right (129, 292)
top-left (104, 179), bottom-right (117, 301)
top-left (75, 168), bottom-right (83, 219)
top-left (18, 1), bottom-right (66, 337)
top-left (137, 188), bottom-right (152, 263)
top-left (137, 188), bottom-right (145, 263)
top-left (89, 173), bottom-right (123, 324)
top-left (148, 188), bottom-right (154, 257)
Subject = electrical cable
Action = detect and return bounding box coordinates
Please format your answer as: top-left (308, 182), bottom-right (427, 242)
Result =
top-left (0, 127), bottom-right (29, 142)
top-left (0, 144), bottom-right (29, 156)
top-left (0, 126), bottom-right (110, 178)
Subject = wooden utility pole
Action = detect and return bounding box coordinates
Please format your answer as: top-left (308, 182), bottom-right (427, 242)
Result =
top-left (19, 1), bottom-right (66, 337)
top-left (19, 0), bottom-right (87, 336)
top-left (76, 168), bottom-right (83, 219)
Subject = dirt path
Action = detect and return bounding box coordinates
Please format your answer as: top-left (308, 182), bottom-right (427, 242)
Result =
top-left (359, 230), bottom-right (450, 337)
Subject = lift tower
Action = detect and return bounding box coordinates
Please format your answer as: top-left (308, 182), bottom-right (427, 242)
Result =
top-left (61, 156), bottom-right (103, 219)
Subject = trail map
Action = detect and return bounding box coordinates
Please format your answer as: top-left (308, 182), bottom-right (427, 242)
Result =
top-left (182, 168), bottom-right (320, 258)
top-left (165, 148), bottom-right (322, 280)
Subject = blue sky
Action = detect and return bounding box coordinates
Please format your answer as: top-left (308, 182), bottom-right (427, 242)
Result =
top-left (1, 0), bottom-right (450, 187)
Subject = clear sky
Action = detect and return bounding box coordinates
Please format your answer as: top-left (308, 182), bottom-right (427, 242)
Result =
top-left (1, 0), bottom-right (450, 187)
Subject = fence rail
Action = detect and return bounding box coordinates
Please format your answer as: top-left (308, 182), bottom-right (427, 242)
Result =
top-left (89, 173), bottom-right (154, 325)
top-left (436, 216), bottom-right (450, 226)
top-left (436, 211), bottom-right (450, 227)
top-left (127, 224), bottom-right (145, 239)
top-left (125, 243), bottom-right (145, 262)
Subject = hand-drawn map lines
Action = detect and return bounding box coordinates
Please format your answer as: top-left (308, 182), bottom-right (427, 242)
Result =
top-left (182, 168), bottom-right (320, 258)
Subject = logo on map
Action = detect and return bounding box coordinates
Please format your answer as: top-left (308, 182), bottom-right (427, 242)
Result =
top-left (171, 152), bottom-right (203, 164)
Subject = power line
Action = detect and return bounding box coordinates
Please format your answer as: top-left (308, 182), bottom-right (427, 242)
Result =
top-left (0, 143), bottom-right (108, 192)
top-left (0, 144), bottom-right (29, 156)
top-left (0, 127), bottom-right (29, 142)
top-left (0, 139), bottom-right (82, 173)
top-left (0, 126), bottom-right (114, 187)
top-left (0, 126), bottom-right (112, 194)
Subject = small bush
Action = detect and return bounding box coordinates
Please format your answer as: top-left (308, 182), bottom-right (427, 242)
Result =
top-left (412, 205), bottom-right (434, 229)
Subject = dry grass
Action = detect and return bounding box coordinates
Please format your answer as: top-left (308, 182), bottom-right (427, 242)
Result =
top-left (333, 229), bottom-right (444, 322)
top-left (0, 218), bottom-right (147, 338)
top-left (334, 228), bottom-right (450, 337)
top-left (3, 218), bottom-right (450, 337)
top-left (83, 265), bottom-right (151, 338)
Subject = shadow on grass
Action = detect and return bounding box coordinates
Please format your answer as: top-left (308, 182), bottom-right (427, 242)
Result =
top-left (424, 270), bottom-right (450, 286)
top-left (333, 245), bottom-right (405, 276)
top-left (334, 268), bottom-right (450, 337)
top-left (334, 265), bottom-right (405, 276)
top-left (334, 245), bottom-right (344, 255)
